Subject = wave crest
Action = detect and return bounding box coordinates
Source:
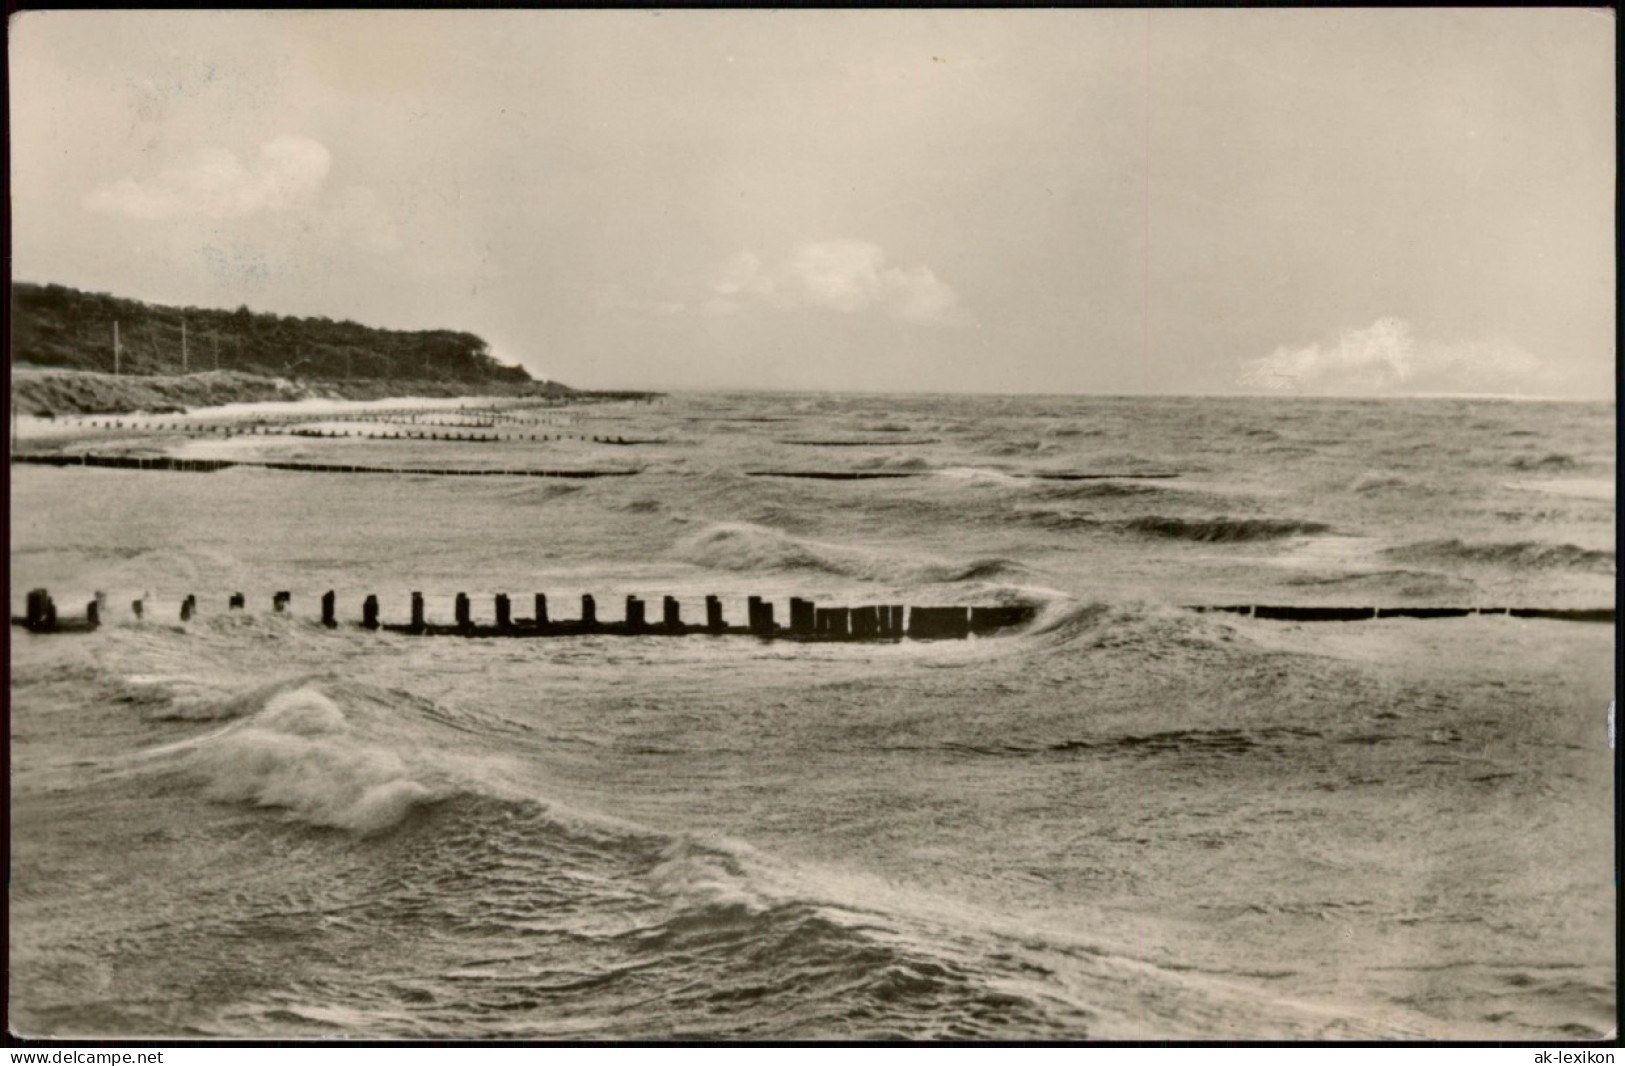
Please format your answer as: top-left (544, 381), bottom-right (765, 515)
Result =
top-left (673, 523), bottom-right (1032, 585)
top-left (1382, 539), bottom-right (1614, 573)
top-left (190, 686), bottom-right (444, 833)
top-left (1121, 516), bottom-right (1330, 542)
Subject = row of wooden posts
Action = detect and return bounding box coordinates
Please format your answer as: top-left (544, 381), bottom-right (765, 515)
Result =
top-left (53, 399), bottom-right (650, 432)
top-left (1192, 604), bottom-right (1613, 623)
top-left (17, 589), bottom-right (1608, 638)
top-left (65, 422), bottom-right (642, 444)
top-left (14, 588), bottom-right (1037, 641)
top-left (13, 454), bottom-right (636, 478)
top-left (10, 454), bottom-right (1168, 483)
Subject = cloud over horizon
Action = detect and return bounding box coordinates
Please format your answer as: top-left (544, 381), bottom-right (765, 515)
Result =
top-left (84, 135), bottom-right (332, 220)
top-left (708, 240), bottom-right (962, 326)
top-left (1240, 318), bottom-right (1556, 396)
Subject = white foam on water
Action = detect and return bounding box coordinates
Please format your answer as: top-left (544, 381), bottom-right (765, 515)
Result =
top-left (188, 686), bottom-right (441, 833)
top-left (1506, 478), bottom-right (1614, 501)
top-left (934, 466), bottom-right (1028, 485)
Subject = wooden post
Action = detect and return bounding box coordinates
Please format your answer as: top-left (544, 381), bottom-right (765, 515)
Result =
top-left (851, 605), bottom-right (878, 638)
top-left (748, 595), bottom-right (763, 633)
top-left (273, 591), bottom-right (290, 613)
top-left (86, 598), bottom-right (99, 628)
top-left (180, 596), bottom-right (194, 622)
top-left (969, 605), bottom-right (1037, 635)
top-left (411, 591), bottom-right (425, 631)
top-left (663, 595), bottom-right (681, 629)
top-left (455, 593), bottom-right (471, 628)
top-left (363, 595), bottom-right (379, 629)
top-left (790, 597), bottom-right (815, 635)
top-left (495, 593), bottom-right (511, 629)
top-left (534, 593), bottom-right (548, 628)
top-left (229, 592), bottom-right (245, 610)
top-left (749, 598), bottom-right (775, 637)
top-left (706, 594), bottom-right (724, 632)
top-left (581, 594), bottom-right (596, 627)
top-left (908, 606), bottom-right (969, 640)
top-left (321, 591), bottom-right (337, 628)
top-left (626, 595), bottom-right (646, 630)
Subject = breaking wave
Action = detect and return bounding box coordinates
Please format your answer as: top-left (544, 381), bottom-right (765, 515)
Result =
top-left (673, 522), bottom-right (1033, 585)
top-left (146, 683), bottom-right (462, 833)
top-left (1036, 480), bottom-right (1167, 500)
top-left (115, 679), bottom-right (1098, 1038)
top-left (1382, 539), bottom-right (1614, 573)
top-left (1346, 471), bottom-right (1413, 494)
top-left (1508, 453), bottom-right (1577, 471)
top-left (1119, 516), bottom-right (1331, 542)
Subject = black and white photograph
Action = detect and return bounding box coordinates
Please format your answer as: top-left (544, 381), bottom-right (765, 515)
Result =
top-left (6, 7), bottom-right (1616, 1044)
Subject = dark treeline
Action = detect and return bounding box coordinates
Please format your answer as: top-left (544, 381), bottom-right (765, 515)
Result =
top-left (10, 281), bottom-right (548, 387)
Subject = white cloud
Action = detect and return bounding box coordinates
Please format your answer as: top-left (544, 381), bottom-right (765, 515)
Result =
top-left (785, 240), bottom-right (888, 313)
top-left (880, 262), bottom-right (960, 325)
top-left (1240, 317), bottom-right (1552, 395)
top-left (594, 240), bottom-right (963, 327)
top-left (709, 240), bottom-right (962, 325)
top-left (713, 251), bottom-right (774, 297)
top-left (84, 135), bottom-right (331, 219)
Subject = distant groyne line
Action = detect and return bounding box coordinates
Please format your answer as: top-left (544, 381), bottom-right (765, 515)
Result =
top-left (10, 454), bottom-right (637, 479)
top-left (744, 470), bottom-right (1182, 481)
top-left (7, 456), bottom-right (1207, 483)
top-left (11, 588), bottom-right (1036, 642)
top-left (1190, 604), bottom-right (1613, 623)
top-left (777, 439), bottom-right (942, 447)
top-left (30, 418), bottom-right (660, 446)
top-left (746, 470), bottom-right (923, 480)
top-left (1034, 472), bottom-right (1180, 481)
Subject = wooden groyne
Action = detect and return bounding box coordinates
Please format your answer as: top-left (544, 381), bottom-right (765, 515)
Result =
top-left (746, 470), bottom-right (924, 480)
top-left (9, 588), bottom-right (1040, 642)
top-left (14, 588), bottom-right (1613, 639)
top-left (17, 454), bottom-right (1184, 484)
top-left (1189, 605), bottom-right (1614, 624)
top-left (777, 439), bottom-right (943, 447)
top-left (11, 454), bottom-right (638, 479)
top-left (13, 589), bottom-right (100, 633)
top-left (1034, 472), bottom-right (1180, 481)
top-left (21, 424), bottom-right (649, 444)
top-left (743, 470), bottom-right (1183, 481)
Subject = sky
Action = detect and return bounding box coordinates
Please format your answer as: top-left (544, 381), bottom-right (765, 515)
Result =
top-left (8, 9), bottom-right (1616, 396)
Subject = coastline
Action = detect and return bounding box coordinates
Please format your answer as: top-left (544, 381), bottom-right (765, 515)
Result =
top-left (8, 366), bottom-right (603, 418)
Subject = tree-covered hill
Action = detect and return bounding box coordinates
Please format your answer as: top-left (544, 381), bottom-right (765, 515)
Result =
top-left (9, 281), bottom-right (548, 388)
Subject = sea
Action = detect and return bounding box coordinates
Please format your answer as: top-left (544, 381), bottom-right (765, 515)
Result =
top-left (7, 391), bottom-right (1616, 1040)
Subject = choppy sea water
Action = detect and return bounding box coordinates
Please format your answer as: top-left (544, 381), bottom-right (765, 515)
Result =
top-left (8, 393), bottom-right (1616, 1039)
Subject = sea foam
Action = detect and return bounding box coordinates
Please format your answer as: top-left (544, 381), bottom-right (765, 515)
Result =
top-left (192, 686), bottom-right (440, 833)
